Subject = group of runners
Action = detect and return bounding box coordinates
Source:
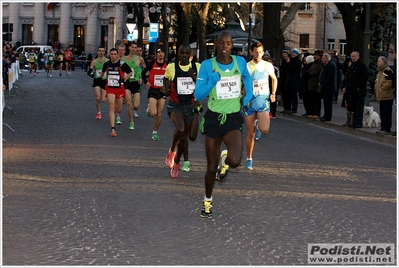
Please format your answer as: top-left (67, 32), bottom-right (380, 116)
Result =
top-left (27, 47), bottom-right (74, 78)
top-left (90, 32), bottom-right (277, 218)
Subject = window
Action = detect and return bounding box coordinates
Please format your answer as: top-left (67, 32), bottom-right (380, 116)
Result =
top-left (304, 3), bottom-right (311, 10)
top-left (299, 34), bottom-right (309, 48)
top-left (327, 39), bottom-right (335, 50)
top-left (339, 40), bottom-right (347, 56)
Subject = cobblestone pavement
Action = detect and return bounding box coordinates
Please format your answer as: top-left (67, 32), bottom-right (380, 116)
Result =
top-left (2, 69), bottom-right (396, 266)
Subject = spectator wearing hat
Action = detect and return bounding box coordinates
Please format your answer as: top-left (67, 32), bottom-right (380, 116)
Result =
top-left (279, 48), bottom-right (302, 114)
top-left (306, 50), bottom-right (324, 119)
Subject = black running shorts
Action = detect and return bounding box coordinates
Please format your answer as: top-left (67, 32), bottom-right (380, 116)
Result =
top-left (166, 101), bottom-right (195, 124)
top-left (124, 80), bottom-right (141, 94)
top-left (147, 87), bottom-right (166, 100)
top-left (202, 110), bottom-right (244, 139)
top-left (92, 78), bottom-right (106, 89)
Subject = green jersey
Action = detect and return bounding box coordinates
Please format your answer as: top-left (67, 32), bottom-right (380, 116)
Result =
top-left (124, 55), bottom-right (142, 82)
top-left (208, 56), bottom-right (242, 115)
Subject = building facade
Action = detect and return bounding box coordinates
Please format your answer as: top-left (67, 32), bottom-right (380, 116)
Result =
top-left (2, 2), bottom-right (346, 59)
top-left (2, 2), bottom-right (132, 54)
top-left (283, 3), bottom-right (346, 59)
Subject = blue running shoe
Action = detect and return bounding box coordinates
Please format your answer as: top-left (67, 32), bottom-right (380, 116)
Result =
top-left (255, 119), bottom-right (261, 141)
top-left (245, 159), bottom-right (253, 170)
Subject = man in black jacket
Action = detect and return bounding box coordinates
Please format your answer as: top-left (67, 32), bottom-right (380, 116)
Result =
top-left (280, 48), bottom-right (302, 114)
top-left (318, 53), bottom-right (337, 121)
top-left (341, 51), bottom-right (369, 128)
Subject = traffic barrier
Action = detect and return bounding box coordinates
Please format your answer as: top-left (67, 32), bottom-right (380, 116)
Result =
top-left (2, 90), bottom-right (15, 142)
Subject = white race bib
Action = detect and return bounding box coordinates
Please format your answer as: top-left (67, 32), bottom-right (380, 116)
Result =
top-left (177, 77), bottom-right (195, 95)
top-left (154, 74), bottom-right (164, 87)
top-left (253, 78), bottom-right (269, 96)
top-left (108, 71), bottom-right (120, 87)
top-left (216, 75), bottom-right (241, 99)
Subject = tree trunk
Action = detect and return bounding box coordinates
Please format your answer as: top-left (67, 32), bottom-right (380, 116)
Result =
top-left (132, 4), bottom-right (144, 48)
top-left (198, 3), bottom-right (210, 62)
top-left (335, 3), bottom-right (365, 58)
top-left (176, 3), bottom-right (192, 50)
top-left (262, 3), bottom-right (285, 59)
top-left (161, 3), bottom-right (171, 56)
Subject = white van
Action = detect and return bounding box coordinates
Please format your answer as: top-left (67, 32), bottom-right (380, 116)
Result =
top-left (16, 45), bottom-right (52, 55)
top-left (16, 45), bottom-right (52, 69)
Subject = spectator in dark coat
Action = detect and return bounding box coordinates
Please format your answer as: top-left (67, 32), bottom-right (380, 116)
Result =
top-left (341, 51), bottom-right (369, 128)
top-left (331, 55), bottom-right (345, 103)
top-left (301, 55), bottom-right (314, 117)
top-left (306, 50), bottom-right (324, 119)
top-left (318, 53), bottom-right (337, 121)
top-left (280, 48), bottom-right (302, 114)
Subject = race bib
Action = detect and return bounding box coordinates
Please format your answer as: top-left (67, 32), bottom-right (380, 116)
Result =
top-left (154, 74), bottom-right (164, 87)
top-left (108, 71), bottom-right (120, 87)
top-left (215, 75), bottom-right (241, 99)
top-left (177, 77), bottom-right (195, 95)
top-left (253, 78), bottom-right (269, 96)
top-left (96, 70), bottom-right (101, 78)
top-left (48, 55), bottom-right (54, 61)
top-left (130, 68), bottom-right (134, 78)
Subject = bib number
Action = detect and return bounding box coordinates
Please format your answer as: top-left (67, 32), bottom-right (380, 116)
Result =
top-left (253, 78), bottom-right (269, 96)
top-left (108, 71), bottom-right (120, 87)
top-left (177, 77), bottom-right (195, 95)
top-left (154, 74), bottom-right (164, 87)
top-left (216, 75), bottom-right (241, 99)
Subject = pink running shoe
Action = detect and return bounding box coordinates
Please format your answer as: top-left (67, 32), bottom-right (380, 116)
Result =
top-left (96, 112), bottom-right (102, 120)
top-left (170, 163), bottom-right (182, 179)
top-left (165, 148), bottom-right (176, 168)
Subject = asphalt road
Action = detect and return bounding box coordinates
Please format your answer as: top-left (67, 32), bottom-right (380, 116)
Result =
top-left (2, 69), bottom-right (396, 266)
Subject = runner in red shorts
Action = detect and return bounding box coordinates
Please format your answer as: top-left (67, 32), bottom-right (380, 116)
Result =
top-left (100, 48), bottom-right (132, 137)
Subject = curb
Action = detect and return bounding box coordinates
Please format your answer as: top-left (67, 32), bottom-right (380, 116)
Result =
top-left (278, 112), bottom-right (397, 146)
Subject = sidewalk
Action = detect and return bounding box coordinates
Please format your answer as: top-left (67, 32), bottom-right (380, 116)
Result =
top-left (276, 92), bottom-right (397, 146)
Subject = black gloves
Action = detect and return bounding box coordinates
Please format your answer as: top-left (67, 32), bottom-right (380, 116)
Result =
top-left (87, 68), bottom-right (94, 78)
